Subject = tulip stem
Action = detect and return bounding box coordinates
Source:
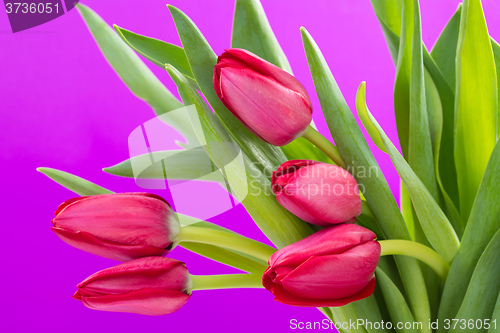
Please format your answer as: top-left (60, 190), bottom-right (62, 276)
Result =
top-left (302, 126), bottom-right (346, 168)
top-left (379, 240), bottom-right (450, 280)
top-left (177, 226), bottom-right (276, 263)
top-left (190, 274), bottom-right (264, 291)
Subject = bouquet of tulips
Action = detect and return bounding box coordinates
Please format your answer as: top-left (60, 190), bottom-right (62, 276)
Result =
top-left (40, 0), bottom-right (500, 332)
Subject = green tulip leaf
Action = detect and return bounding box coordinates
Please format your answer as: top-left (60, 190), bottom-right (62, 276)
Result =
top-left (166, 64), bottom-right (313, 248)
top-left (376, 268), bottom-right (419, 333)
top-left (454, 0), bottom-right (498, 221)
top-left (355, 82), bottom-right (387, 153)
top-left (167, 5), bottom-right (287, 174)
top-left (439, 140), bottom-right (500, 327)
top-left (449, 230), bottom-right (500, 332)
top-left (348, 295), bottom-right (390, 333)
top-left (37, 167), bottom-right (113, 196)
top-left (76, 4), bottom-right (199, 146)
top-left (357, 87), bottom-right (460, 263)
top-left (301, 27), bottom-right (431, 329)
top-left (113, 25), bottom-right (198, 88)
top-left (103, 149), bottom-right (225, 183)
top-left (231, 0), bottom-right (292, 73)
top-left (430, 5), bottom-right (461, 91)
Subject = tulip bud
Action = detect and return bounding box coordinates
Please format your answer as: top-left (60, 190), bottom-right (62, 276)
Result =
top-left (51, 193), bottom-right (180, 262)
top-left (272, 160), bottom-right (362, 226)
top-left (74, 257), bottom-right (191, 316)
top-left (213, 48), bottom-right (312, 146)
top-left (263, 224), bottom-right (380, 307)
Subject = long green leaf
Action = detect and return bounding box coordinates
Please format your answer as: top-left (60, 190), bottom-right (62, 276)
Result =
top-left (38, 167), bottom-right (266, 273)
top-left (103, 150), bottom-right (224, 183)
top-left (301, 27), bottom-right (431, 331)
top-left (76, 4), bottom-right (198, 145)
top-left (37, 167), bottom-right (113, 195)
top-left (405, 0), bottom-right (439, 202)
top-left (358, 86), bottom-right (459, 262)
top-left (166, 65), bottom-right (313, 248)
top-left (113, 25), bottom-right (193, 77)
top-left (430, 5), bottom-right (462, 90)
top-left (356, 82), bottom-right (387, 153)
top-left (167, 5), bottom-right (287, 174)
top-left (439, 140), bottom-right (500, 327)
top-left (454, 0), bottom-right (498, 221)
top-left (113, 25), bottom-right (197, 88)
top-left (376, 268), bottom-right (419, 333)
top-left (231, 0), bottom-right (292, 73)
top-left (449, 230), bottom-right (500, 332)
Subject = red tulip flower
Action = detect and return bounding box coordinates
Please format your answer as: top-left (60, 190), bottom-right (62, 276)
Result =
top-left (263, 224), bottom-right (380, 307)
top-left (74, 257), bottom-right (191, 316)
top-left (51, 193), bottom-right (179, 261)
top-left (213, 48), bottom-right (312, 146)
top-left (272, 160), bottom-right (362, 226)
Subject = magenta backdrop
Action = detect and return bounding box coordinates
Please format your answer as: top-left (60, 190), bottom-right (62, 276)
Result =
top-left (1, 1), bottom-right (499, 332)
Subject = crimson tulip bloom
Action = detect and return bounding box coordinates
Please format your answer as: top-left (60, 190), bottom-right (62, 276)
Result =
top-left (51, 193), bottom-right (179, 262)
top-left (74, 257), bottom-right (191, 316)
top-left (272, 160), bottom-right (362, 226)
top-left (263, 224), bottom-right (380, 307)
top-left (213, 48), bottom-right (312, 146)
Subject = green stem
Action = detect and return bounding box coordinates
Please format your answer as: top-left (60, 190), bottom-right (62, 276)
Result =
top-left (379, 240), bottom-right (450, 280)
top-left (177, 226), bottom-right (276, 263)
top-left (190, 274), bottom-right (264, 291)
top-left (302, 125), bottom-right (346, 168)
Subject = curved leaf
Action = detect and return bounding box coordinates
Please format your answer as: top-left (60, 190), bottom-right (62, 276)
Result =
top-left (439, 140), bottom-right (500, 327)
top-left (356, 82), bottom-right (387, 153)
top-left (37, 167), bottom-right (112, 196)
top-left (113, 25), bottom-right (193, 77)
top-left (454, 0), bottom-right (498, 221)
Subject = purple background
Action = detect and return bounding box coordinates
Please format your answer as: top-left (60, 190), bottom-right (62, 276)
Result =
top-left (1, 1), bottom-right (499, 332)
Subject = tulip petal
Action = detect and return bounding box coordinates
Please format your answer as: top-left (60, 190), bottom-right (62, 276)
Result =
top-left (269, 224), bottom-right (376, 268)
top-left (52, 193), bottom-right (176, 249)
top-left (222, 49), bottom-right (312, 110)
top-left (77, 259), bottom-right (189, 295)
top-left (271, 278), bottom-right (376, 307)
top-left (80, 288), bottom-right (190, 316)
top-left (281, 164), bottom-right (362, 224)
top-left (52, 227), bottom-right (168, 262)
top-left (280, 241), bottom-right (380, 299)
top-left (219, 67), bottom-right (311, 146)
